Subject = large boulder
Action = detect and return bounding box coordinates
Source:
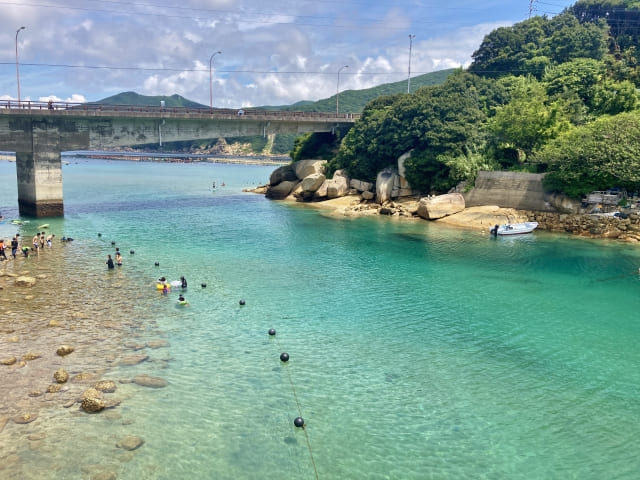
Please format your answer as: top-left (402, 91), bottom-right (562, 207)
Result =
top-left (417, 193), bottom-right (466, 220)
top-left (266, 180), bottom-right (300, 200)
top-left (350, 179), bottom-right (373, 192)
top-left (294, 160), bottom-right (326, 179)
top-left (313, 180), bottom-right (329, 200)
top-left (376, 168), bottom-right (397, 204)
top-left (326, 171), bottom-right (350, 199)
top-left (300, 173), bottom-right (326, 194)
top-left (269, 164), bottom-right (297, 186)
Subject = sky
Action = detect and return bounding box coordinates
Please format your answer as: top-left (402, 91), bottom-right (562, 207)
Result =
top-left (0, 0), bottom-right (578, 108)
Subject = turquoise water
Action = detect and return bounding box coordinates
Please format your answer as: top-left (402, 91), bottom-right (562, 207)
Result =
top-left (1, 159), bottom-right (640, 479)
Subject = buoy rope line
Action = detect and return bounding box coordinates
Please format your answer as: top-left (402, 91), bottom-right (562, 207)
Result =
top-left (272, 334), bottom-right (319, 480)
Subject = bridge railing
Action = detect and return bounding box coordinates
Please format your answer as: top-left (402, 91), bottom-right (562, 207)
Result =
top-left (0, 100), bottom-right (360, 121)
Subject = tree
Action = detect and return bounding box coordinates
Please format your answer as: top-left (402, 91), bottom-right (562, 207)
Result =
top-left (537, 111), bottom-right (640, 196)
top-left (487, 76), bottom-right (571, 165)
top-left (469, 13), bottom-right (608, 79)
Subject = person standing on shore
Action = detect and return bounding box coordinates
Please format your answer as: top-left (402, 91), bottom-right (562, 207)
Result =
top-left (0, 239), bottom-right (7, 260)
top-left (106, 254), bottom-right (115, 269)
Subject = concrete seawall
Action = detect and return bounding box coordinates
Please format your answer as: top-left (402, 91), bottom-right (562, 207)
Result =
top-left (463, 171), bottom-right (555, 212)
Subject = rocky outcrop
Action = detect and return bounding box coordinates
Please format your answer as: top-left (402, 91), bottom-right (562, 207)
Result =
top-left (294, 159), bottom-right (326, 179)
top-left (376, 169), bottom-right (396, 204)
top-left (269, 164), bottom-right (297, 186)
top-left (299, 173), bottom-right (326, 199)
top-left (266, 180), bottom-right (300, 199)
top-left (326, 170), bottom-right (350, 199)
top-left (350, 179), bottom-right (373, 193)
top-left (525, 211), bottom-right (640, 241)
top-left (417, 193), bottom-right (465, 220)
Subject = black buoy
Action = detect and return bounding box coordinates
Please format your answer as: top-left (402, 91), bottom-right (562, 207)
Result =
top-left (130, 250), bottom-right (135, 254)
top-left (154, 262), bottom-right (160, 267)
top-left (239, 299), bottom-right (246, 306)
top-left (97, 233), bottom-right (102, 237)
top-left (201, 283), bottom-right (207, 288)
top-left (280, 352), bottom-right (289, 362)
top-left (294, 417), bottom-right (305, 428)
top-left (111, 241), bottom-right (116, 246)
top-left (268, 328), bottom-right (276, 336)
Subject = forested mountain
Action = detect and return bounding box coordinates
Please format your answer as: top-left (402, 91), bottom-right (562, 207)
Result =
top-left (96, 92), bottom-right (206, 108)
top-left (313, 0), bottom-right (640, 199)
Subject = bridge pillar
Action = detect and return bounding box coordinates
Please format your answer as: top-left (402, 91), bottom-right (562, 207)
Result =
top-left (16, 149), bottom-right (64, 217)
top-left (14, 117), bottom-right (65, 217)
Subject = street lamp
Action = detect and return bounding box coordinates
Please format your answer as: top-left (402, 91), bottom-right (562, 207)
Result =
top-left (336, 65), bottom-right (348, 115)
top-left (209, 50), bottom-right (222, 110)
top-left (15, 26), bottom-right (26, 106)
top-left (407, 34), bottom-right (415, 94)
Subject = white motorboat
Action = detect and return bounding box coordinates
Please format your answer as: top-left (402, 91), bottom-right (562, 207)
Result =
top-left (490, 222), bottom-right (538, 235)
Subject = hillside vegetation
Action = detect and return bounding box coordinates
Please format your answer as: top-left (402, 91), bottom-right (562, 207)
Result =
top-left (309, 0), bottom-right (640, 199)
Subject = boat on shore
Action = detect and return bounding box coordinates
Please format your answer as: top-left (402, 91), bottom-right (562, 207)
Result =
top-left (490, 222), bottom-right (538, 236)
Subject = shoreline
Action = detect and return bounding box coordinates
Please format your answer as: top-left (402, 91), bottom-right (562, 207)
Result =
top-left (2, 152), bottom-right (289, 167)
top-left (256, 190), bottom-right (640, 243)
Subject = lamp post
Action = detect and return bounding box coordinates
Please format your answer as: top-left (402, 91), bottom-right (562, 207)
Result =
top-left (336, 65), bottom-right (348, 115)
top-left (209, 50), bottom-right (222, 110)
top-left (15, 26), bottom-right (26, 106)
top-left (407, 34), bottom-right (415, 94)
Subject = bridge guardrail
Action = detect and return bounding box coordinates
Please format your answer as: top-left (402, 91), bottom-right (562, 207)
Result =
top-left (0, 100), bottom-right (359, 121)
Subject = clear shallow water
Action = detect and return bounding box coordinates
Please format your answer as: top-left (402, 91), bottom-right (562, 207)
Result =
top-left (1, 159), bottom-right (640, 479)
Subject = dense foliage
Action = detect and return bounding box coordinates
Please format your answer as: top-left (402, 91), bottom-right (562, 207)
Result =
top-left (326, 0), bottom-right (640, 198)
top-left (538, 112), bottom-right (640, 196)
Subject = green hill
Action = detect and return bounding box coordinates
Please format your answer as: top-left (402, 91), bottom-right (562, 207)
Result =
top-left (261, 69), bottom-right (457, 113)
top-left (95, 91), bottom-right (207, 108)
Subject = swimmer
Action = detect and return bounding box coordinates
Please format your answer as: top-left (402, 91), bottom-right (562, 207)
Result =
top-left (180, 276), bottom-right (187, 289)
top-left (177, 295), bottom-right (189, 306)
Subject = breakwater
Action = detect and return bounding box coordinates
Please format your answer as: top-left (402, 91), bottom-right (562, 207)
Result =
top-left (525, 210), bottom-right (640, 241)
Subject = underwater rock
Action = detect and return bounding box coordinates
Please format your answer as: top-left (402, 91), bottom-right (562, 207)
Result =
top-left (132, 374), bottom-right (168, 388)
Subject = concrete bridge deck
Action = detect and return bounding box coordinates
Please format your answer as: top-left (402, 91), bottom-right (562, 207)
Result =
top-left (0, 101), bottom-right (359, 216)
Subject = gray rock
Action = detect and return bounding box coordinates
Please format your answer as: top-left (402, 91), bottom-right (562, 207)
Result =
top-left (269, 164), bottom-right (297, 186)
top-left (266, 180), bottom-right (300, 200)
top-left (417, 193), bottom-right (466, 220)
top-left (327, 170), bottom-right (350, 199)
top-left (350, 179), bottom-right (373, 192)
top-left (300, 173), bottom-right (326, 194)
top-left (294, 159), bottom-right (326, 179)
top-left (376, 168), bottom-right (397, 204)
top-left (119, 354), bottom-right (149, 366)
top-left (133, 374), bottom-right (168, 388)
top-left (116, 435), bottom-right (144, 451)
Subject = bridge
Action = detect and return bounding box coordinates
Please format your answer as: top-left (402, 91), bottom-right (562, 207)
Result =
top-left (0, 100), bottom-right (359, 217)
